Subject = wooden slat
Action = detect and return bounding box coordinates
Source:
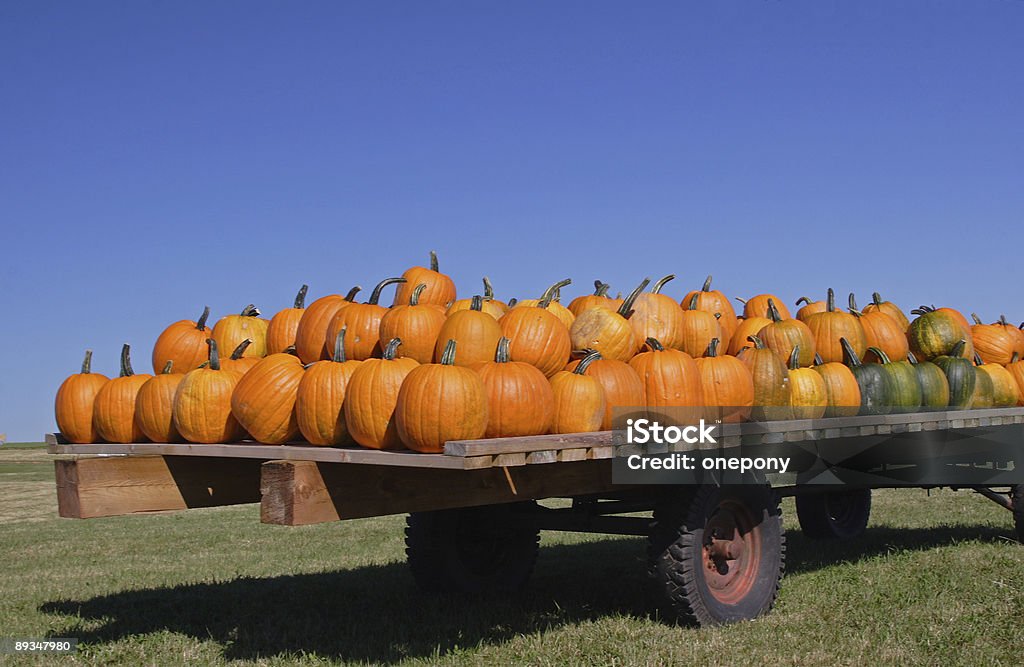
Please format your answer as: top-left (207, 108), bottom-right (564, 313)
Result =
top-left (259, 458), bottom-right (624, 525)
top-left (55, 456), bottom-right (262, 519)
top-left (443, 431), bottom-right (612, 457)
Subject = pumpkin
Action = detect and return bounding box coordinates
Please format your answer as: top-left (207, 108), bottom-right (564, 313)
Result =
top-left (629, 275), bottom-right (686, 351)
top-left (565, 351), bottom-right (646, 430)
top-left (294, 286), bottom-right (361, 363)
top-left (794, 296), bottom-right (826, 322)
top-left (908, 305), bottom-right (975, 362)
top-left (549, 350), bottom-right (607, 433)
top-left (678, 292), bottom-right (724, 359)
top-left (93, 344), bottom-right (152, 443)
top-left (474, 337), bottom-right (554, 437)
top-left (812, 352), bottom-right (861, 418)
top-left (435, 295), bottom-right (503, 367)
top-left (737, 294), bottom-right (790, 320)
top-left (447, 278), bottom-right (506, 319)
top-left (804, 289), bottom-right (867, 364)
top-left (728, 316), bottom-right (772, 356)
top-left (152, 306), bottom-right (213, 374)
top-left (231, 352), bottom-right (305, 444)
top-left (220, 339), bottom-right (260, 376)
top-left (135, 361), bottom-right (185, 443)
top-left (737, 335), bottom-right (792, 421)
top-left (498, 292), bottom-right (572, 378)
top-left (786, 347), bottom-right (826, 420)
top-left (758, 298), bottom-right (816, 367)
top-left (969, 363), bottom-right (994, 409)
top-left (932, 339), bottom-right (976, 409)
top-left (694, 338), bottom-right (754, 423)
top-left (295, 327), bottom-right (364, 446)
top-left (907, 352), bottom-right (950, 411)
top-left (862, 292), bottom-right (910, 331)
top-left (865, 346), bottom-right (922, 413)
top-left (55, 350), bottom-right (110, 443)
top-left (395, 340), bottom-right (489, 452)
top-left (344, 338), bottom-right (420, 449)
top-left (629, 337), bottom-right (703, 422)
top-left (266, 285), bottom-right (308, 354)
top-left (974, 353), bottom-right (1019, 408)
top-left (570, 278), bottom-right (649, 362)
top-left (568, 280), bottom-right (618, 317)
top-left (850, 294), bottom-right (909, 365)
top-left (1007, 353), bottom-right (1024, 406)
top-left (212, 304), bottom-right (268, 359)
top-left (1000, 316), bottom-right (1024, 357)
top-left (172, 339), bottom-right (246, 443)
top-left (393, 251), bottom-right (457, 308)
top-left (513, 279), bottom-right (575, 329)
top-left (681, 275), bottom-right (737, 343)
top-left (326, 277), bottom-right (406, 361)
top-left (379, 283), bottom-right (446, 363)
top-left (840, 337), bottom-right (893, 416)
top-left (481, 277), bottom-right (509, 313)
top-left (970, 314), bottom-right (1016, 366)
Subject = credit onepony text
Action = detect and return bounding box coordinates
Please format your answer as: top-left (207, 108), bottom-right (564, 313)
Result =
top-left (623, 418), bottom-right (792, 475)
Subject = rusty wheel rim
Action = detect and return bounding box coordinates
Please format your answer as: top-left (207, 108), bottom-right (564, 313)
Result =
top-left (702, 499), bottom-right (762, 605)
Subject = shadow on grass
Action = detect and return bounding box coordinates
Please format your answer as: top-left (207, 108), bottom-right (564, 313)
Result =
top-left (40, 524), bottom-right (1015, 663)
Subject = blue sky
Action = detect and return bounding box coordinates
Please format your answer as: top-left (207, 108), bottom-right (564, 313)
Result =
top-left (2, 2), bottom-right (1022, 441)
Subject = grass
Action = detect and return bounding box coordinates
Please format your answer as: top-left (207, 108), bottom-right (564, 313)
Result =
top-left (1, 443), bottom-right (1022, 665)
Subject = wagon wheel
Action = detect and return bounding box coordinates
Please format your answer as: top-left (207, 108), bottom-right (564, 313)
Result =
top-left (647, 484), bottom-right (785, 626)
top-left (1012, 484), bottom-right (1024, 544)
top-left (795, 489), bottom-right (871, 540)
top-left (405, 502), bottom-right (540, 594)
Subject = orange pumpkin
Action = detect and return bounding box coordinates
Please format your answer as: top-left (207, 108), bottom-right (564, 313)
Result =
top-left (728, 316), bottom-right (772, 356)
top-left (862, 292), bottom-right (910, 331)
top-left (435, 295), bottom-right (503, 367)
top-left (474, 337), bottom-right (554, 437)
top-left (786, 347), bottom-right (826, 420)
top-left (266, 285), bottom-right (308, 354)
top-left (1007, 353), bottom-right (1024, 406)
top-left (629, 274), bottom-right (686, 351)
top-left (694, 338), bottom-right (753, 423)
top-left (998, 316), bottom-right (1024, 358)
top-left (628, 337), bottom-right (702, 421)
top-left (172, 339), bottom-right (246, 443)
top-left (295, 327), bottom-right (363, 446)
top-left (758, 298), bottom-right (816, 367)
top-left (849, 294), bottom-right (909, 364)
top-left (447, 278), bottom-right (506, 319)
top-left (294, 286), bottom-right (361, 363)
top-left (212, 304), bottom-right (268, 359)
top-left (737, 335), bottom-right (792, 421)
top-left (395, 339), bottom-right (489, 452)
top-left (794, 296), bottom-right (826, 322)
top-left (681, 275), bottom-right (737, 343)
top-left (565, 352), bottom-right (645, 430)
top-left (55, 350), bottom-right (109, 444)
top-left (570, 278), bottom-right (649, 362)
top-left (134, 361), bottom-right (185, 443)
top-left (568, 280), bottom-right (617, 317)
top-left (93, 344), bottom-right (152, 443)
top-left (220, 339), bottom-right (260, 376)
top-left (549, 350), bottom-right (607, 434)
top-left (737, 294), bottom-right (790, 320)
top-left (498, 292), bottom-right (572, 378)
top-left (804, 289), bottom-right (867, 364)
top-left (326, 277), bottom-right (406, 361)
top-left (970, 314), bottom-right (1016, 366)
top-left (678, 292), bottom-right (724, 359)
top-left (392, 251), bottom-right (457, 308)
top-left (513, 279), bottom-right (575, 330)
top-left (231, 352), bottom-right (305, 444)
top-left (813, 352), bottom-right (862, 417)
top-left (152, 306), bottom-right (213, 374)
top-left (344, 338), bottom-right (420, 449)
top-left (974, 353), bottom-right (1020, 408)
top-left (379, 283), bottom-right (446, 364)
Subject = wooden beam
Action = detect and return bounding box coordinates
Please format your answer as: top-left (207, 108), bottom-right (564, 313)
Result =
top-left (259, 458), bottom-right (626, 526)
top-left (55, 456), bottom-right (262, 519)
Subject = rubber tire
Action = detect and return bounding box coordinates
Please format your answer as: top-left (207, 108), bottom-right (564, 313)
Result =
top-left (1012, 485), bottom-right (1024, 545)
top-left (795, 489), bottom-right (871, 540)
top-left (405, 503), bottom-right (540, 595)
top-left (647, 485), bottom-right (785, 626)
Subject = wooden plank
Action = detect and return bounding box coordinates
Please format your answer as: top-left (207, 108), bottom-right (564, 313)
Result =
top-left (444, 431), bottom-right (612, 457)
top-left (260, 458), bottom-right (624, 525)
top-left (526, 450), bottom-right (558, 465)
top-left (55, 456), bottom-right (262, 519)
top-left (492, 452), bottom-right (528, 467)
top-left (559, 448), bottom-right (587, 462)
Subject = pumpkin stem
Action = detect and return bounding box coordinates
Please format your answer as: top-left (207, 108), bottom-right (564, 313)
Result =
top-left (701, 275), bottom-right (713, 292)
top-left (974, 352), bottom-right (985, 366)
top-left (161, 360), bottom-right (174, 374)
top-left (651, 275), bottom-right (675, 295)
top-left (368, 277), bottom-right (406, 305)
top-left (618, 278), bottom-right (651, 318)
top-left (81, 349), bottom-right (93, 374)
top-left (439, 339), bottom-right (457, 365)
top-left (409, 283), bottom-right (428, 306)
top-left (482, 277), bottom-right (494, 300)
top-left (907, 351), bottom-right (918, 365)
top-left (767, 298), bottom-right (782, 322)
top-left (538, 279), bottom-right (572, 308)
top-left (240, 304), bottom-right (260, 317)
top-left (746, 335), bottom-right (767, 350)
top-left (429, 251), bottom-right (439, 272)
top-left (872, 292), bottom-right (884, 307)
top-left (593, 280), bottom-right (610, 297)
top-left (971, 313), bottom-right (983, 325)
top-left (196, 306), bottom-right (211, 330)
top-left (788, 346), bottom-right (800, 370)
top-left (507, 297), bottom-right (518, 308)
top-left (867, 346), bottom-right (891, 364)
top-left (206, 339), bottom-right (221, 371)
top-left (283, 345), bottom-right (297, 356)
top-left (495, 337), bottom-right (511, 363)
top-left (332, 326), bottom-right (348, 363)
top-left (1012, 351), bottom-right (1020, 363)
top-left (344, 285), bottom-right (362, 302)
top-left (645, 337), bottom-right (665, 352)
top-left (826, 288), bottom-right (836, 313)
top-left (813, 352), bottom-right (824, 366)
top-left (574, 349), bottom-right (603, 375)
top-left (950, 339), bottom-right (967, 358)
top-left (119, 344), bottom-right (134, 377)
top-left (998, 314), bottom-right (1009, 326)
top-left (705, 338), bottom-right (720, 357)
top-left (382, 338), bottom-right (402, 360)
top-left (470, 295), bottom-right (484, 311)
top-left (230, 339), bottom-right (252, 360)
top-left (735, 297), bottom-right (747, 305)
top-left (795, 296), bottom-right (812, 306)
top-left (840, 337), bottom-right (861, 366)
top-left (910, 305), bottom-right (937, 316)
top-left (293, 285), bottom-right (308, 309)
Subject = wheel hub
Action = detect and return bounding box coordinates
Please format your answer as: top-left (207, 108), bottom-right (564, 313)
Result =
top-left (702, 500), bottom-right (762, 604)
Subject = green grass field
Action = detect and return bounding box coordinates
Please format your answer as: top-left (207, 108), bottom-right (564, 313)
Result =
top-left (2, 443), bottom-right (1023, 666)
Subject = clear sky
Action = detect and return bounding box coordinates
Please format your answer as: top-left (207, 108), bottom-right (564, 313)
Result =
top-left (1, 2), bottom-right (1022, 441)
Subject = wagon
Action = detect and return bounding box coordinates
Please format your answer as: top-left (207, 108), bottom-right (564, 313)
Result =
top-left (47, 407), bottom-right (1024, 627)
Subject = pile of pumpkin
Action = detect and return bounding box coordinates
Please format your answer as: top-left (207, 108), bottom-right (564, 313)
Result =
top-left (55, 253), bottom-right (1024, 453)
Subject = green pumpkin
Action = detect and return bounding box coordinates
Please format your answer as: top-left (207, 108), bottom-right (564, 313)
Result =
top-left (970, 367), bottom-right (994, 408)
top-left (907, 306), bottom-right (966, 361)
top-left (932, 340), bottom-right (976, 409)
top-left (908, 352), bottom-right (950, 410)
top-left (841, 337), bottom-right (894, 416)
top-left (867, 347), bottom-right (921, 413)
